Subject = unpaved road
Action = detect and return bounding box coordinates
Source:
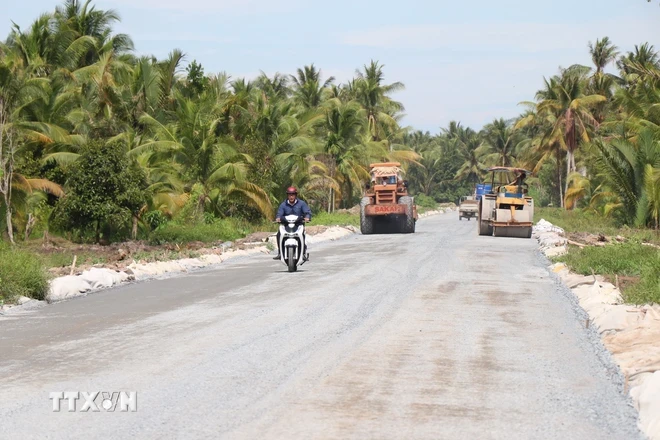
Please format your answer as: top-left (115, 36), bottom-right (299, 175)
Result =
top-left (0, 213), bottom-right (643, 439)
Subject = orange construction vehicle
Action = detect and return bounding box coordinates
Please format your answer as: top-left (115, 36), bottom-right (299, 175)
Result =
top-left (360, 162), bottom-right (417, 234)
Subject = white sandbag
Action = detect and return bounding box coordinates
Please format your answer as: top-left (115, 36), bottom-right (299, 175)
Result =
top-left (538, 232), bottom-right (568, 249)
top-left (631, 372), bottom-right (660, 440)
top-left (533, 218), bottom-right (565, 235)
top-left (47, 275), bottom-right (92, 302)
top-left (560, 272), bottom-right (598, 289)
top-left (176, 258), bottom-right (206, 270)
top-left (592, 304), bottom-right (643, 334)
top-left (544, 245), bottom-right (568, 257)
top-left (579, 283), bottom-right (622, 315)
top-left (79, 267), bottom-right (129, 289)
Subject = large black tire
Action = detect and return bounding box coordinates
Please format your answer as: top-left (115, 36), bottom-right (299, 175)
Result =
top-left (360, 197), bottom-right (375, 234)
top-left (478, 220), bottom-right (493, 236)
top-left (287, 250), bottom-right (296, 272)
top-left (477, 199), bottom-right (493, 236)
top-left (398, 196), bottom-right (415, 233)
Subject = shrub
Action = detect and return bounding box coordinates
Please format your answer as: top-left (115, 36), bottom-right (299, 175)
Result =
top-left (148, 218), bottom-right (251, 244)
top-left (0, 243), bottom-right (49, 302)
top-left (415, 194), bottom-right (438, 209)
top-left (51, 140), bottom-right (148, 243)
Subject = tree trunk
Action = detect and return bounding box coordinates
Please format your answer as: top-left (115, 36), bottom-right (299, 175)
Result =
top-left (95, 220), bottom-right (101, 244)
top-left (4, 198), bottom-right (13, 243)
top-left (564, 150), bottom-right (572, 208)
top-left (24, 213), bottom-right (36, 241)
top-left (557, 148), bottom-right (564, 209)
top-left (131, 214), bottom-right (138, 240)
top-left (0, 101), bottom-right (15, 244)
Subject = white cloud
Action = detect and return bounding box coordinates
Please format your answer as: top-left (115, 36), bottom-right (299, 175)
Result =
top-left (340, 18), bottom-right (658, 53)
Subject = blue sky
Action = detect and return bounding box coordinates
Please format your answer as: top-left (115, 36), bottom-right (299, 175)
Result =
top-left (2, 0), bottom-right (659, 133)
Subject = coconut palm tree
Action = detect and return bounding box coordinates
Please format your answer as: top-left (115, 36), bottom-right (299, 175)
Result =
top-left (534, 69), bottom-right (606, 195)
top-left (54, 0), bottom-right (133, 68)
top-left (644, 164), bottom-right (660, 229)
top-left (479, 118), bottom-right (519, 166)
top-left (592, 128), bottom-right (660, 225)
top-left (352, 60), bottom-right (405, 142)
top-left (134, 95), bottom-right (273, 218)
top-left (321, 99), bottom-right (367, 210)
top-left (455, 128), bottom-right (486, 185)
top-left (290, 64), bottom-right (334, 110)
top-left (589, 37), bottom-right (619, 76)
top-left (255, 71), bottom-right (290, 102)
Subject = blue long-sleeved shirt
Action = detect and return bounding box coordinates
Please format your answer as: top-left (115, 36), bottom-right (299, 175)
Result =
top-left (276, 198), bottom-right (312, 220)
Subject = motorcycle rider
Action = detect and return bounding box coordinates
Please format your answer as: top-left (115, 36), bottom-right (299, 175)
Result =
top-left (273, 186), bottom-right (312, 261)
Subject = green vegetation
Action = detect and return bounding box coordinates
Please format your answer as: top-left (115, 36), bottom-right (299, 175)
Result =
top-left (540, 206), bottom-right (660, 304)
top-left (414, 194), bottom-right (439, 210)
top-left (556, 243), bottom-right (660, 305)
top-left (0, 1), bottom-right (659, 302)
top-left (537, 207), bottom-right (623, 235)
top-left (311, 211), bottom-right (360, 227)
top-left (149, 218), bottom-right (255, 245)
top-left (1, 0), bottom-right (658, 248)
top-left (0, 242), bottom-right (49, 302)
top-left (34, 249), bottom-right (107, 269)
top-left (558, 242), bottom-right (656, 278)
top-left (50, 140), bottom-right (148, 243)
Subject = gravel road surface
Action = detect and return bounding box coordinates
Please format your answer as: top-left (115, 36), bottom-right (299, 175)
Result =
top-left (0, 213), bottom-right (643, 439)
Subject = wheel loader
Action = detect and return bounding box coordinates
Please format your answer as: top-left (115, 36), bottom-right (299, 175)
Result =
top-left (477, 167), bottom-right (534, 238)
top-left (360, 162), bottom-right (417, 234)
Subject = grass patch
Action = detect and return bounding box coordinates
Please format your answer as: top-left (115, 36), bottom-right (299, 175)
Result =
top-left (0, 242), bottom-right (49, 302)
top-left (536, 207), bottom-right (659, 244)
top-left (536, 207), bottom-right (619, 234)
top-left (626, 255), bottom-right (660, 305)
top-left (36, 250), bottom-right (108, 269)
top-left (555, 242), bottom-right (660, 305)
top-left (556, 242), bottom-right (655, 277)
top-left (149, 218), bottom-right (255, 245)
top-left (539, 207), bottom-right (660, 304)
top-left (555, 242), bottom-right (660, 304)
top-left (311, 211), bottom-right (359, 227)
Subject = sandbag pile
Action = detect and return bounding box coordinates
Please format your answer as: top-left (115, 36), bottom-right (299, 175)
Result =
top-left (541, 220), bottom-right (660, 440)
top-left (47, 268), bottom-right (132, 302)
top-left (533, 218), bottom-right (568, 257)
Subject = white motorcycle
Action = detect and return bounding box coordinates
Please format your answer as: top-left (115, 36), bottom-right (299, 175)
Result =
top-left (275, 214), bottom-right (309, 272)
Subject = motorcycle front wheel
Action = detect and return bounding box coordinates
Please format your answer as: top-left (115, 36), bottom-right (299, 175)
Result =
top-left (287, 249), bottom-right (297, 272)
